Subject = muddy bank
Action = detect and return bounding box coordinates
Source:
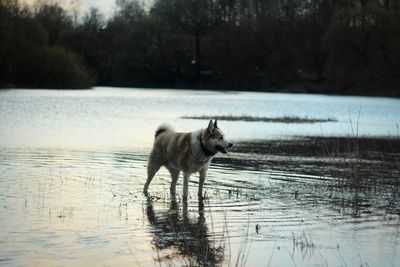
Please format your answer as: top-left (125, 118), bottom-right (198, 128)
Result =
top-left (231, 136), bottom-right (400, 158)
top-left (220, 137), bottom-right (400, 177)
top-left (222, 136), bottom-right (400, 182)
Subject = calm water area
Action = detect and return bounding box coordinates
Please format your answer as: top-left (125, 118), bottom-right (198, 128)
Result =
top-left (1, 87), bottom-right (400, 266)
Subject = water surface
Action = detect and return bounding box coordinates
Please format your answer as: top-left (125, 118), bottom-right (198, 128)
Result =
top-left (1, 88), bottom-right (399, 266)
top-left (1, 87), bottom-right (399, 149)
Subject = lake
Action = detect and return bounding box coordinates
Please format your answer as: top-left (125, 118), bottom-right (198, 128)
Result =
top-left (0, 87), bottom-right (399, 266)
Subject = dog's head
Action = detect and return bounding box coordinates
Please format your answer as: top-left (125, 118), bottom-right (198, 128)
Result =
top-left (203, 120), bottom-right (233, 154)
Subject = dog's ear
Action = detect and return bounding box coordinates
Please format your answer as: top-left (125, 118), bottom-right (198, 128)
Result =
top-left (214, 120), bottom-right (218, 129)
top-left (207, 119), bottom-right (214, 132)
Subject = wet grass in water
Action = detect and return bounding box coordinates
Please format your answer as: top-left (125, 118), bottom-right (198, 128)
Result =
top-left (226, 136), bottom-right (400, 215)
top-left (181, 115), bottom-right (337, 123)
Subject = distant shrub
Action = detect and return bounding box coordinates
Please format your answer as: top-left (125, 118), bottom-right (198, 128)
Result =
top-left (38, 46), bottom-right (96, 89)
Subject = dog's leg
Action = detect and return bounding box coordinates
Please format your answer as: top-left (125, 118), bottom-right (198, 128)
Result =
top-left (143, 151), bottom-right (162, 195)
top-left (144, 164), bottom-right (160, 195)
top-left (198, 167), bottom-right (208, 199)
top-left (167, 166), bottom-right (180, 196)
top-left (182, 173), bottom-right (190, 200)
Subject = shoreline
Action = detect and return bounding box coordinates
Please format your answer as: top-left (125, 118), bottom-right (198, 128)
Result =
top-left (2, 83), bottom-right (399, 98)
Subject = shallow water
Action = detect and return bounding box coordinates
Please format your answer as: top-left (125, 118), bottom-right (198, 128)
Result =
top-left (1, 88), bottom-right (400, 266)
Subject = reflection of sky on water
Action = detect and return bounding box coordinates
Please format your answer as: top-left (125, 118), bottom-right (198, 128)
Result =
top-left (1, 146), bottom-right (399, 266)
top-left (1, 87), bottom-right (399, 149)
top-left (1, 87), bottom-right (400, 266)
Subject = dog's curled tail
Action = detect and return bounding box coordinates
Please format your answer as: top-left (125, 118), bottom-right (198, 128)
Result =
top-left (155, 123), bottom-right (174, 138)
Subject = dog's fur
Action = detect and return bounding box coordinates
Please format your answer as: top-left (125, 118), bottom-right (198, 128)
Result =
top-left (143, 120), bottom-right (233, 199)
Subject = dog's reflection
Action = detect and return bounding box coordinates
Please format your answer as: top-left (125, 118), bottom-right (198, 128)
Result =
top-left (146, 197), bottom-right (223, 265)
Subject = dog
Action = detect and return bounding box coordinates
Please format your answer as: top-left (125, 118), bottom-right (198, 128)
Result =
top-left (143, 120), bottom-right (233, 199)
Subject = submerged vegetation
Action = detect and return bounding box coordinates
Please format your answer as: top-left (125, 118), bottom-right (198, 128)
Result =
top-left (1, 0), bottom-right (400, 95)
top-left (182, 115), bottom-right (338, 123)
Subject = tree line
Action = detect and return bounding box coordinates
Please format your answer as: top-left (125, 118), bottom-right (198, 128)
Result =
top-left (1, 0), bottom-right (399, 96)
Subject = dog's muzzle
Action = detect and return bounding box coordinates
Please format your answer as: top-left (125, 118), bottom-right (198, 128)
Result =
top-left (215, 142), bottom-right (233, 154)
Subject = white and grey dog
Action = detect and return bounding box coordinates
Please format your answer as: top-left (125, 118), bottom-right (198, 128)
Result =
top-left (143, 120), bottom-right (233, 199)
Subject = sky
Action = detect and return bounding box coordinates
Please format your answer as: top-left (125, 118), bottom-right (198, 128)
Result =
top-left (24, 0), bottom-right (153, 18)
top-left (64, 0), bottom-right (118, 16)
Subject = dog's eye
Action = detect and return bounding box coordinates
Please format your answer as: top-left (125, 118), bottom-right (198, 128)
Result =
top-left (219, 136), bottom-right (224, 140)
